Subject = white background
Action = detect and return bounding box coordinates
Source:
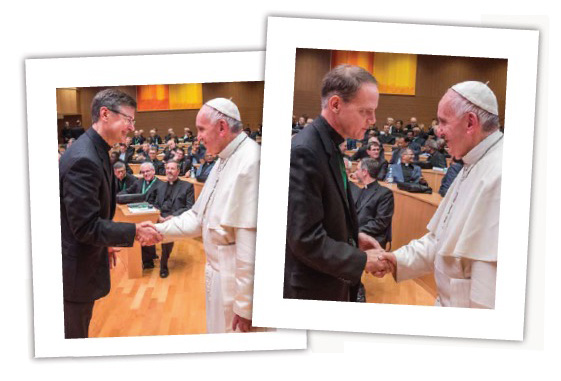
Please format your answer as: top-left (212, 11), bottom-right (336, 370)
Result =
top-left (3, 0), bottom-right (557, 379)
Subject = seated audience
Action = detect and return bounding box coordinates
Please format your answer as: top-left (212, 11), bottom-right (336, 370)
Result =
top-left (132, 130), bottom-right (145, 145)
top-left (148, 146), bottom-right (166, 175)
top-left (364, 142), bottom-right (389, 181)
top-left (163, 139), bottom-right (177, 162)
top-left (174, 148), bottom-right (192, 176)
top-left (416, 139), bottom-right (447, 169)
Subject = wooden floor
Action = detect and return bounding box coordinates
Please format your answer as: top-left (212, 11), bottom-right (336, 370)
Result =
top-left (89, 240), bottom-right (435, 338)
top-left (89, 238), bottom-right (207, 338)
top-left (363, 273), bottom-right (436, 306)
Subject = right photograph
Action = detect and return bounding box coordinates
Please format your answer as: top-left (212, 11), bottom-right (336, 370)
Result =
top-left (253, 17), bottom-right (538, 340)
top-left (285, 48), bottom-right (507, 308)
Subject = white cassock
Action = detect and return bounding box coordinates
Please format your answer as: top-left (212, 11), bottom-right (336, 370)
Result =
top-left (156, 133), bottom-right (260, 332)
top-left (394, 130), bottom-right (503, 308)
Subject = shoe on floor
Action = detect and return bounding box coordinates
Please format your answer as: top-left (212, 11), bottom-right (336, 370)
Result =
top-left (142, 261), bottom-right (155, 270)
top-left (160, 267), bottom-right (169, 278)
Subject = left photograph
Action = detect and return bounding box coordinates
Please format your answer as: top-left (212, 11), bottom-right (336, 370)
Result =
top-left (27, 52), bottom-right (305, 357)
top-left (57, 83), bottom-right (264, 338)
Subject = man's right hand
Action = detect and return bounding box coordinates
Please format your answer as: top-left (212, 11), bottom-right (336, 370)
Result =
top-left (364, 249), bottom-right (395, 278)
top-left (135, 221), bottom-right (163, 246)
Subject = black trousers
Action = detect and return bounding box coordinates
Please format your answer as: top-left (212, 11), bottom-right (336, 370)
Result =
top-left (160, 242), bottom-right (174, 269)
top-left (64, 300), bottom-right (95, 339)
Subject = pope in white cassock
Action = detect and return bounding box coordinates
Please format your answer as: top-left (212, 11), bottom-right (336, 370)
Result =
top-left (378, 81), bottom-right (503, 309)
top-left (154, 98), bottom-right (261, 333)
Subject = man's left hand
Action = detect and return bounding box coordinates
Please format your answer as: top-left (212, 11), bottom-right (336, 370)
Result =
top-left (358, 232), bottom-right (382, 251)
top-left (232, 314), bottom-right (252, 332)
top-left (108, 247), bottom-right (121, 269)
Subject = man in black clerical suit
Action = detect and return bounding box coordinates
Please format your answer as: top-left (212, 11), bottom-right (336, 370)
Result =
top-left (59, 89), bottom-right (161, 338)
top-left (151, 160), bottom-right (195, 277)
top-left (415, 139), bottom-right (447, 169)
top-left (119, 161), bottom-right (165, 268)
top-left (351, 158), bottom-right (394, 248)
top-left (132, 130), bottom-right (144, 145)
top-left (174, 148), bottom-right (192, 176)
top-left (195, 153), bottom-right (216, 183)
top-left (113, 161), bottom-right (136, 192)
top-left (284, 64), bottom-right (390, 303)
top-left (148, 129), bottom-right (162, 145)
top-left (147, 147), bottom-right (165, 175)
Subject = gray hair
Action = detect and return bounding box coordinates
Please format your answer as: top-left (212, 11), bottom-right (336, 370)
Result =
top-left (91, 89), bottom-right (137, 124)
top-left (205, 105), bottom-right (243, 133)
top-left (140, 162), bottom-right (155, 171)
top-left (425, 139), bottom-right (438, 151)
top-left (448, 90), bottom-right (500, 132)
top-left (360, 158), bottom-right (381, 179)
top-left (321, 64), bottom-right (378, 109)
top-left (113, 161), bottom-right (126, 170)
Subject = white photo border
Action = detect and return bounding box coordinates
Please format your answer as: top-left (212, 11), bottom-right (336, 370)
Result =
top-left (252, 17), bottom-right (539, 340)
top-left (26, 51), bottom-right (306, 358)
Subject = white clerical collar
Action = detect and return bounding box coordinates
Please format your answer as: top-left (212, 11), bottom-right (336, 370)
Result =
top-left (218, 132), bottom-right (247, 160)
top-left (462, 130), bottom-right (503, 166)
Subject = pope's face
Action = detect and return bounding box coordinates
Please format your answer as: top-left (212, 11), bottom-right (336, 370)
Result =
top-left (437, 91), bottom-right (470, 158)
top-left (335, 83), bottom-right (379, 140)
top-left (196, 107), bottom-right (224, 155)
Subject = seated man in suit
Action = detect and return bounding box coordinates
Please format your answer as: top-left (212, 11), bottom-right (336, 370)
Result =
top-left (378, 124), bottom-right (396, 145)
top-left (351, 136), bottom-right (384, 161)
top-left (151, 160), bottom-right (195, 277)
top-left (132, 130), bottom-right (144, 145)
top-left (148, 129), bottom-right (162, 145)
top-left (416, 139), bottom-right (447, 169)
top-left (351, 158), bottom-right (394, 249)
top-left (439, 157), bottom-right (463, 197)
top-left (387, 148), bottom-right (421, 183)
top-left (163, 139), bottom-right (177, 162)
top-left (113, 161), bottom-right (137, 192)
top-left (125, 136), bottom-right (135, 156)
top-left (148, 146), bottom-right (166, 175)
top-left (117, 143), bottom-right (133, 163)
top-left (174, 147), bottom-right (192, 176)
top-left (110, 151), bottom-right (133, 174)
top-left (196, 153), bottom-right (216, 182)
top-left (119, 161), bottom-right (164, 269)
top-left (188, 140), bottom-right (206, 164)
top-left (164, 128), bottom-right (179, 144)
top-left (135, 142), bottom-right (151, 161)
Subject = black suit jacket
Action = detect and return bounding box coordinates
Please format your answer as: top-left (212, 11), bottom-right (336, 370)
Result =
top-left (284, 116), bottom-right (367, 302)
top-left (115, 173), bottom-right (137, 193)
top-left (196, 161), bottom-right (215, 183)
top-left (153, 180), bottom-right (195, 218)
top-left (59, 127), bottom-right (136, 303)
top-left (350, 182), bottom-right (394, 248)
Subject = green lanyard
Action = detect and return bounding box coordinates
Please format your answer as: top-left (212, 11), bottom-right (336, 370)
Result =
top-left (142, 178), bottom-right (156, 194)
top-left (338, 154), bottom-right (348, 192)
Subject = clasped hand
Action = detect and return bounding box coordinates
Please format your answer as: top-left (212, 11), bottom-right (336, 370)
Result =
top-left (364, 248), bottom-right (397, 278)
top-left (135, 221), bottom-right (163, 246)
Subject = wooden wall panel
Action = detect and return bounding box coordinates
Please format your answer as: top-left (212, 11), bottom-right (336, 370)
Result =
top-left (70, 82), bottom-right (264, 138)
top-left (292, 49), bottom-right (508, 127)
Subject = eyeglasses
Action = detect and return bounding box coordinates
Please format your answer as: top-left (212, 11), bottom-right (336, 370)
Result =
top-left (108, 108), bottom-right (136, 126)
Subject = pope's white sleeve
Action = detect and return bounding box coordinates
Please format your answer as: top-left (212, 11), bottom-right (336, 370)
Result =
top-left (232, 227), bottom-right (256, 320)
top-left (394, 232), bottom-right (438, 282)
top-left (469, 260), bottom-right (497, 309)
top-left (155, 209), bottom-right (202, 241)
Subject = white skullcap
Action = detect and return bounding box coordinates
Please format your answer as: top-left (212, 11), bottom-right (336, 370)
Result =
top-left (204, 97), bottom-right (241, 121)
top-left (451, 81), bottom-right (499, 116)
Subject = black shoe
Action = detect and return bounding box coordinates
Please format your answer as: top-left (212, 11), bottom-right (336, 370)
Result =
top-left (142, 261), bottom-right (155, 270)
top-left (160, 267), bottom-right (169, 278)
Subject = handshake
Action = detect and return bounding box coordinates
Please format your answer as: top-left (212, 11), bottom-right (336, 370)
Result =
top-left (135, 221), bottom-right (163, 246)
top-left (358, 232), bottom-right (396, 278)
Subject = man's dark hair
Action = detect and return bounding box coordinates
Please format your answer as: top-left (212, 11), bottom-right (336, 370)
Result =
top-left (113, 161), bottom-right (126, 170)
top-left (166, 160), bottom-right (180, 169)
top-left (321, 64), bottom-right (378, 109)
top-left (360, 158), bottom-right (381, 179)
top-left (91, 89), bottom-right (137, 124)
